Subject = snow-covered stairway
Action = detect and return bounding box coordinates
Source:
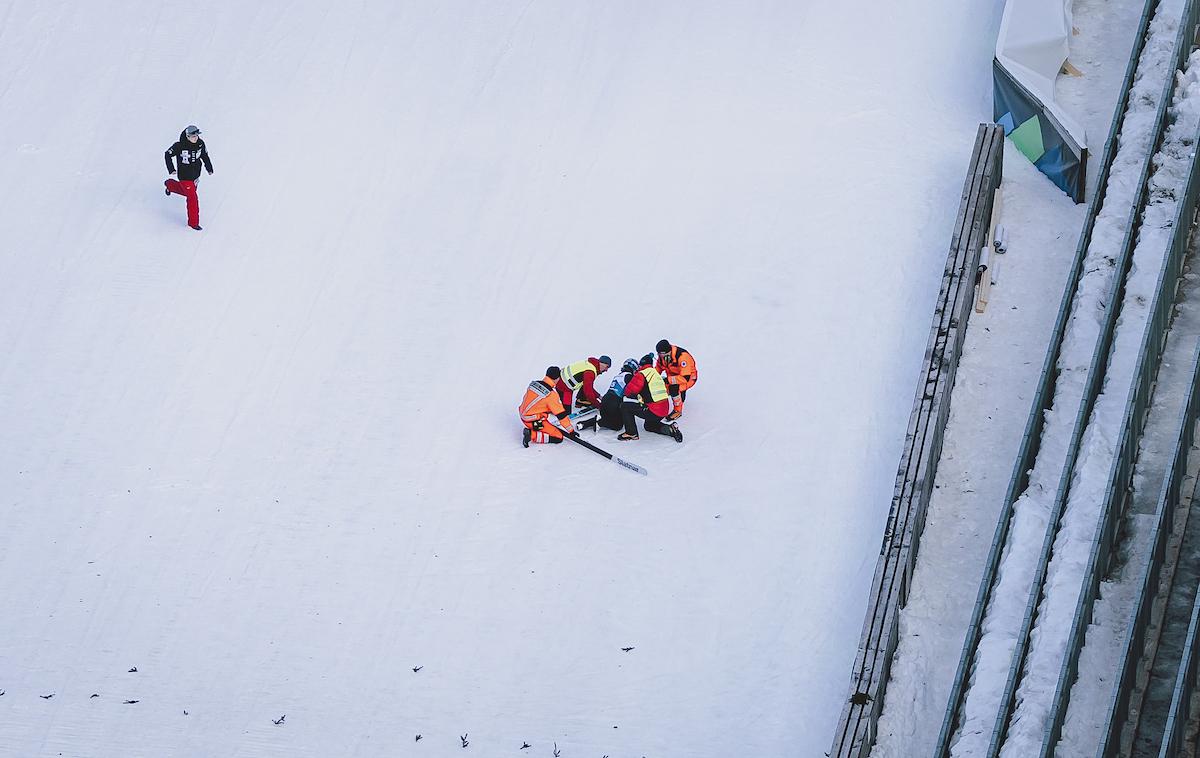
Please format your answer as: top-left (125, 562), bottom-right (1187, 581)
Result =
top-left (1091, 224), bottom-right (1200, 757)
top-left (934, 0), bottom-right (1200, 755)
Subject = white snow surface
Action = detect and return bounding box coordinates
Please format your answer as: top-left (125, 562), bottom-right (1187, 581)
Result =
top-left (948, 1), bottom-right (1186, 753)
top-left (1055, 0), bottom-right (1149, 199)
top-left (0, 2), bottom-right (1003, 757)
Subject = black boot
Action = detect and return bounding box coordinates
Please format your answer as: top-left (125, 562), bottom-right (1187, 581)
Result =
top-left (522, 428), bottom-right (531, 448)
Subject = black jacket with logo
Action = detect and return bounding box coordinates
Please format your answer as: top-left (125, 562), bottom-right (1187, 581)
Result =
top-left (164, 131), bottom-right (213, 181)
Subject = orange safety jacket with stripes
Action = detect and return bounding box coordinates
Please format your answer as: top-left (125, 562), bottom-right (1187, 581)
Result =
top-left (654, 344), bottom-right (697, 391)
top-left (519, 375), bottom-right (575, 433)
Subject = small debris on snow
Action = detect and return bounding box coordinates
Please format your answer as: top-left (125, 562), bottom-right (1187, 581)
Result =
top-left (273, 714), bottom-right (286, 725)
top-left (520, 742), bottom-right (531, 749)
top-left (123, 700), bottom-right (138, 704)
top-left (621, 647), bottom-right (634, 652)
top-left (460, 733), bottom-right (469, 748)
top-left (40, 693), bottom-right (54, 699)
top-left (128, 667), bottom-right (137, 673)
top-left (90, 693), bottom-right (99, 699)
top-left (553, 742), bottom-right (561, 757)
top-left (412, 665), bottom-right (423, 672)
top-left (415, 734), bottom-right (422, 742)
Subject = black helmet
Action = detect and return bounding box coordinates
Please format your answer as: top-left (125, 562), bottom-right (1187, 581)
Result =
top-left (656, 339), bottom-right (671, 354)
top-left (621, 358), bottom-right (639, 374)
top-left (640, 353), bottom-right (654, 367)
top-left (545, 366), bottom-right (561, 380)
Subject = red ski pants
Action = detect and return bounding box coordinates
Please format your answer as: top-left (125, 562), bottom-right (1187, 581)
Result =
top-left (165, 178), bottom-right (200, 227)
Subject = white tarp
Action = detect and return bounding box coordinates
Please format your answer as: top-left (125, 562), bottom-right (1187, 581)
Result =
top-left (996, 0), bottom-right (1087, 149)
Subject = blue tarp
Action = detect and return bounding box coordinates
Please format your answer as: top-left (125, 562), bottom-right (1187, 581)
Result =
top-left (994, 59), bottom-right (1086, 203)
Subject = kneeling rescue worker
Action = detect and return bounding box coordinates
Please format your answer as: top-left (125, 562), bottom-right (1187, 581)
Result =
top-left (619, 354), bottom-right (683, 442)
top-left (556, 355), bottom-right (611, 413)
top-left (654, 339), bottom-right (697, 421)
top-left (520, 366), bottom-right (577, 447)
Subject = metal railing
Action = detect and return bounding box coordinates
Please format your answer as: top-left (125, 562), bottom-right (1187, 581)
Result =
top-left (934, 0), bottom-right (1187, 753)
top-left (1095, 330), bottom-right (1200, 756)
top-left (1042, 49), bottom-right (1200, 753)
top-left (1160, 558), bottom-right (1200, 757)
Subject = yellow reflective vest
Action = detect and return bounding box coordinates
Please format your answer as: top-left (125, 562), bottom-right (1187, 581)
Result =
top-left (562, 359), bottom-right (595, 391)
top-left (638, 367), bottom-right (669, 404)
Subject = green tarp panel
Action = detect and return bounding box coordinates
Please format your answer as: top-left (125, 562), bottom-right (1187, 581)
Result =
top-left (994, 58), bottom-right (1086, 203)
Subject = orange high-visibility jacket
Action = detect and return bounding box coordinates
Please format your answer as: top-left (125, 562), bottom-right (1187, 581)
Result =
top-left (519, 376), bottom-right (575, 432)
top-left (655, 344), bottom-right (697, 387)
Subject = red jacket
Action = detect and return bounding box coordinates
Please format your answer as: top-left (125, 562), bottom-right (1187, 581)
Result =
top-left (623, 369), bottom-right (670, 418)
top-left (557, 357), bottom-right (605, 406)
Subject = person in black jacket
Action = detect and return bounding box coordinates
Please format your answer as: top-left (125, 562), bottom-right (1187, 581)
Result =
top-left (164, 125), bottom-right (214, 231)
top-left (598, 358), bottom-right (639, 430)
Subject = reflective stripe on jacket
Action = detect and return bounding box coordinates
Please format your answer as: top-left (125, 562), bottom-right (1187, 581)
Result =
top-left (642, 367), bottom-right (669, 403)
top-left (519, 377), bottom-right (573, 430)
top-left (632, 367), bottom-right (668, 404)
top-left (562, 359), bottom-right (595, 391)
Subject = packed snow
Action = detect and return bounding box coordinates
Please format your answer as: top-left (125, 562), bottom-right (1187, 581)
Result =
top-left (0, 2), bottom-right (1005, 757)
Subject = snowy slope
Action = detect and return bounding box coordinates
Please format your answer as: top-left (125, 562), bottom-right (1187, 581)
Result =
top-left (0, 2), bottom-right (1000, 756)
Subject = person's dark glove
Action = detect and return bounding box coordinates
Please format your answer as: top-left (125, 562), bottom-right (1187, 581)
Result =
top-left (206, 168), bottom-right (214, 175)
